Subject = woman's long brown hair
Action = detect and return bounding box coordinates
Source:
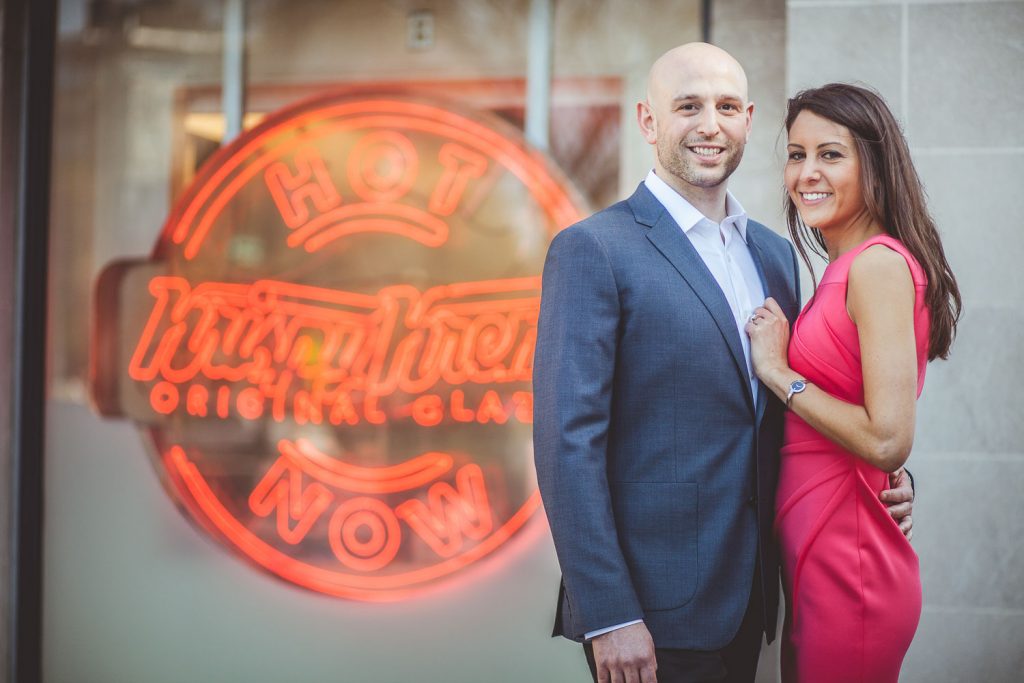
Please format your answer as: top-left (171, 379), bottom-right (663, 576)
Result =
top-left (784, 83), bottom-right (961, 360)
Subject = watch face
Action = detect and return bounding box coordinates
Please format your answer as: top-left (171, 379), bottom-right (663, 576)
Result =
top-left (791, 380), bottom-right (806, 392)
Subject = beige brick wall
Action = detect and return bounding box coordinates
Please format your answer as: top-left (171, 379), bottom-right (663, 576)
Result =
top-left (786, 1), bottom-right (1024, 680)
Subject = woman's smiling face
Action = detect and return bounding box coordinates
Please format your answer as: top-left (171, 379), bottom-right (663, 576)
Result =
top-left (785, 110), bottom-right (869, 234)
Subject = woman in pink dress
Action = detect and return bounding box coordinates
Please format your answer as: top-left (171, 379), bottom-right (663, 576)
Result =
top-left (745, 83), bottom-right (961, 682)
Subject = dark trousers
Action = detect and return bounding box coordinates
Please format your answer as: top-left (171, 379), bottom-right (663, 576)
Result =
top-left (583, 570), bottom-right (764, 683)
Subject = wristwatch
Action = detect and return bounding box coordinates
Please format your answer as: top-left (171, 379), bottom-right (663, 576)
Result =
top-left (786, 379), bottom-right (810, 408)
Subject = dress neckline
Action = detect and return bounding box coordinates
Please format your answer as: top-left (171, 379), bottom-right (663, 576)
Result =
top-left (825, 233), bottom-right (899, 270)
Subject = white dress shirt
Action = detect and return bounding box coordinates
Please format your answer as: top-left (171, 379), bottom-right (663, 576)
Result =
top-left (583, 171), bottom-right (766, 641)
top-left (644, 170), bottom-right (764, 401)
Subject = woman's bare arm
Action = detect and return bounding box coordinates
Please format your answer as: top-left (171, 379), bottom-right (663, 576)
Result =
top-left (748, 245), bottom-right (919, 472)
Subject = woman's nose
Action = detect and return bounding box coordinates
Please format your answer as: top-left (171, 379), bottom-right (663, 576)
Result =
top-left (801, 162), bottom-right (822, 183)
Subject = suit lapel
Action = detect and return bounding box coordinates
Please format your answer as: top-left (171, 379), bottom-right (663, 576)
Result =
top-left (746, 227), bottom-right (792, 313)
top-left (746, 227), bottom-right (791, 426)
top-left (639, 195), bottom-right (754, 414)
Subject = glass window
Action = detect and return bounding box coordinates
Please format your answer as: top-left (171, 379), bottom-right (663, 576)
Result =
top-left (46, 2), bottom-right (700, 681)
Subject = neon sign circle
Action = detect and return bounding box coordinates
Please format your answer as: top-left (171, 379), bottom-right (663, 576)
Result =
top-left (93, 94), bottom-right (587, 600)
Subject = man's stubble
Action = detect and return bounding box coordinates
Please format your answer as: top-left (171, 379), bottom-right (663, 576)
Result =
top-left (657, 136), bottom-right (746, 191)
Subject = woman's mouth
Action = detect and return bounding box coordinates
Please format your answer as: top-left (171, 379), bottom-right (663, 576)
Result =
top-left (800, 192), bottom-right (832, 203)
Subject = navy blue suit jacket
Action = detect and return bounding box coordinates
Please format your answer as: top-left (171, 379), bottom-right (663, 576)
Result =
top-left (533, 183), bottom-right (801, 649)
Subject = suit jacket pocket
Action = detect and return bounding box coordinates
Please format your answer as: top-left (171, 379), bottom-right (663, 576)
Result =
top-left (615, 481), bottom-right (698, 611)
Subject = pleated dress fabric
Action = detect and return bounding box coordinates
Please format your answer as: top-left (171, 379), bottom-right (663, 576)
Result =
top-left (777, 234), bottom-right (927, 682)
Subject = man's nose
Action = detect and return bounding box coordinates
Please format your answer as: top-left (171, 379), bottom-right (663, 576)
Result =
top-left (695, 107), bottom-right (720, 137)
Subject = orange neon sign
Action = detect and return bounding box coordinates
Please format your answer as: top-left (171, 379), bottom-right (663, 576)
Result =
top-left (91, 93), bottom-right (586, 600)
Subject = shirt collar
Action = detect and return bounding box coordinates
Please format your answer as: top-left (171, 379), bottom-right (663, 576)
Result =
top-left (644, 169), bottom-right (749, 243)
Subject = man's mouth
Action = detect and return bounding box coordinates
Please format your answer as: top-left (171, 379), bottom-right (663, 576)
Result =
top-left (688, 145), bottom-right (724, 159)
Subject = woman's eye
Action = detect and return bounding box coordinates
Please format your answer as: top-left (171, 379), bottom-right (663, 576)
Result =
top-left (787, 152), bottom-right (804, 161)
top-left (822, 150), bottom-right (842, 160)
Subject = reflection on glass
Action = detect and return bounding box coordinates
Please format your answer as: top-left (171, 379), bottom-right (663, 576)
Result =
top-left (90, 91), bottom-right (589, 598)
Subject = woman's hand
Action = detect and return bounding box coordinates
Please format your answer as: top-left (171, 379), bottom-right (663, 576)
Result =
top-left (744, 297), bottom-right (791, 386)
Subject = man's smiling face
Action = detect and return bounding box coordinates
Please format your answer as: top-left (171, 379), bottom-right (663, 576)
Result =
top-left (641, 45), bottom-right (753, 194)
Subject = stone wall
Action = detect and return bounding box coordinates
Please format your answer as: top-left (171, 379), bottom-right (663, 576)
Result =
top-left (786, 1), bottom-right (1024, 680)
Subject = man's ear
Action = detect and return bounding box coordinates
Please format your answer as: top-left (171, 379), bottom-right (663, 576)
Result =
top-left (637, 101), bottom-right (657, 145)
top-left (745, 101), bottom-right (755, 143)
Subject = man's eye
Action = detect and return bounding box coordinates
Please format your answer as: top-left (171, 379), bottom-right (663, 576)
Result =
top-left (719, 104), bottom-right (738, 112)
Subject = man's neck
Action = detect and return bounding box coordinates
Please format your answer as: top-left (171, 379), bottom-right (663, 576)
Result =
top-left (658, 172), bottom-right (730, 224)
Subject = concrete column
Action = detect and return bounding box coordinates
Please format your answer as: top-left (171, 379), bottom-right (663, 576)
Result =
top-left (525, 0), bottom-right (554, 151)
top-left (222, 0), bottom-right (246, 143)
top-left (786, 2), bottom-right (1024, 680)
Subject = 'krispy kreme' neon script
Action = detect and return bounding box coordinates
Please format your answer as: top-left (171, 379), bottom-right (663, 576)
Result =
top-left (91, 93), bottom-right (585, 600)
top-left (129, 276), bottom-right (537, 427)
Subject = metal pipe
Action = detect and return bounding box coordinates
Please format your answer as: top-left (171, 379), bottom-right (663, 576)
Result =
top-left (702, 0), bottom-right (713, 43)
top-left (525, 0), bottom-right (554, 151)
top-left (222, 0), bottom-right (246, 143)
top-left (1, 0), bottom-right (57, 680)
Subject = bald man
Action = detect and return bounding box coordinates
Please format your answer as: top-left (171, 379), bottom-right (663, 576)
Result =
top-left (533, 43), bottom-right (914, 683)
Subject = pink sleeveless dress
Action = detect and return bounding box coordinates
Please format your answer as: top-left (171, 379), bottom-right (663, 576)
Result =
top-left (776, 235), bottom-right (927, 682)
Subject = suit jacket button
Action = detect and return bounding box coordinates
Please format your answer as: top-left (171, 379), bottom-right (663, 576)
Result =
top-left (747, 495), bottom-right (758, 507)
